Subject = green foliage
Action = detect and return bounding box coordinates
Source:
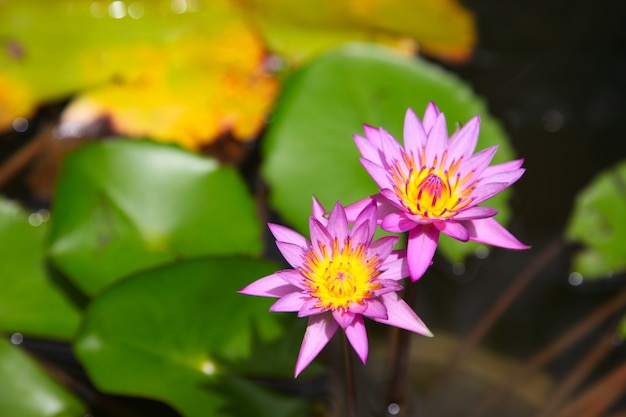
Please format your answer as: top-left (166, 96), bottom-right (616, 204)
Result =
top-left (0, 339), bottom-right (86, 417)
top-left (0, 198), bottom-right (79, 339)
top-left (566, 160), bottom-right (626, 279)
top-left (47, 140), bottom-right (262, 295)
top-left (74, 257), bottom-right (306, 417)
top-left (262, 43), bottom-right (517, 262)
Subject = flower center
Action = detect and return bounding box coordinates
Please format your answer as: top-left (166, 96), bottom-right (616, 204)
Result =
top-left (391, 151), bottom-right (476, 219)
top-left (301, 238), bottom-right (382, 311)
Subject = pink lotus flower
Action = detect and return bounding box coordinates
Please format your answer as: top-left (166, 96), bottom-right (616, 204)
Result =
top-left (351, 103), bottom-right (529, 281)
top-left (240, 198), bottom-right (432, 377)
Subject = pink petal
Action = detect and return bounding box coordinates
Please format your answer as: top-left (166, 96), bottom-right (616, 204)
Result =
top-left (407, 224), bottom-right (440, 281)
top-left (434, 221), bottom-right (469, 241)
top-left (355, 133), bottom-right (384, 166)
top-left (464, 217), bottom-right (530, 249)
top-left (311, 197), bottom-right (328, 225)
top-left (270, 292), bottom-right (309, 312)
top-left (332, 309), bottom-right (356, 329)
top-left (327, 201), bottom-right (349, 241)
top-left (480, 168), bottom-right (525, 188)
top-left (447, 115), bottom-right (480, 162)
top-left (360, 158), bottom-right (393, 190)
top-left (344, 196), bottom-right (377, 223)
top-left (239, 273), bottom-right (297, 298)
top-left (381, 211), bottom-right (416, 233)
top-left (374, 293), bottom-right (433, 336)
top-left (295, 314), bottom-right (339, 377)
top-left (348, 301), bottom-right (368, 314)
top-left (424, 112), bottom-right (448, 165)
top-left (351, 222), bottom-right (372, 247)
top-left (378, 257), bottom-right (409, 281)
top-left (379, 188), bottom-right (405, 211)
top-left (422, 102), bottom-right (440, 133)
top-left (452, 206), bottom-right (498, 220)
top-left (363, 124), bottom-right (384, 148)
top-left (353, 201), bottom-right (377, 241)
top-left (367, 235), bottom-right (398, 260)
top-left (298, 298), bottom-right (326, 317)
top-left (470, 182), bottom-right (509, 205)
top-left (275, 241), bottom-right (306, 268)
top-left (481, 158), bottom-right (524, 177)
top-left (276, 270), bottom-right (307, 290)
top-left (363, 299), bottom-right (388, 320)
top-left (403, 108), bottom-right (427, 154)
top-left (344, 315), bottom-right (368, 364)
top-left (379, 128), bottom-right (404, 159)
top-left (372, 279), bottom-right (403, 295)
top-left (309, 217), bottom-right (332, 251)
top-left (457, 146), bottom-right (498, 185)
top-left (268, 223), bottom-right (308, 248)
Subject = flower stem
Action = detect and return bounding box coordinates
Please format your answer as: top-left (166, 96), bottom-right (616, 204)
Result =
top-left (386, 277), bottom-right (418, 416)
top-left (342, 334), bottom-right (358, 417)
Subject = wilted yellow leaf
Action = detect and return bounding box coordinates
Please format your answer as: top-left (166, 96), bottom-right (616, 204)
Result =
top-left (0, 0), bottom-right (278, 148)
top-left (238, 0), bottom-right (476, 63)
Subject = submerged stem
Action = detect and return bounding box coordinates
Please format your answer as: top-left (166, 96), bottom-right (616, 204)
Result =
top-left (386, 277), bottom-right (418, 416)
top-left (342, 334), bottom-right (358, 417)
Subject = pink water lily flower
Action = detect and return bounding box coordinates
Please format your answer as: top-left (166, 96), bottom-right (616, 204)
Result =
top-left (351, 103), bottom-right (529, 281)
top-left (240, 198), bottom-right (432, 377)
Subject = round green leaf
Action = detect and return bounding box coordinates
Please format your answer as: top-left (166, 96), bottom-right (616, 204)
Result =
top-left (0, 338), bottom-right (86, 417)
top-left (566, 160), bottom-right (626, 279)
top-left (0, 198), bottom-right (79, 339)
top-left (261, 43), bottom-right (517, 263)
top-left (47, 140), bottom-right (262, 295)
top-left (74, 257), bottom-right (307, 417)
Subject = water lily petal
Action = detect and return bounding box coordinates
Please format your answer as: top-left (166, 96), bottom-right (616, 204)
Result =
top-left (403, 107), bottom-right (428, 154)
top-left (422, 102), bottom-right (440, 133)
top-left (345, 315), bottom-right (368, 364)
top-left (309, 217), bottom-right (332, 251)
top-left (425, 112), bottom-right (448, 164)
top-left (381, 211), bottom-right (416, 233)
top-left (276, 270), bottom-right (307, 289)
top-left (374, 293), bottom-right (433, 336)
top-left (447, 115), bottom-right (480, 162)
top-left (434, 220), bottom-right (469, 241)
top-left (327, 201), bottom-right (349, 240)
top-left (465, 217), bottom-right (530, 249)
top-left (481, 158), bottom-right (524, 177)
top-left (271, 292), bottom-right (309, 312)
top-left (407, 224), bottom-right (439, 281)
top-left (363, 298), bottom-right (388, 320)
top-left (311, 197), bottom-right (327, 225)
top-left (378, 257), bottom-right (409, 281)
top-left (451, 206), bottom-right (498, 220)
top-left (295, 314), bottom-right (338, 377)
top-left (360, 158), bottom-right (393, 190)
top-left (355, 133), bottom-right (384, 166)
top-left (268, 223), bottom-right (308, 248)
top-left (239, 273), bottom-right (296, 297)
top-left (332, 309), bottom-right (356, 329)
top-left (275, 241), bottom-right (305, 268)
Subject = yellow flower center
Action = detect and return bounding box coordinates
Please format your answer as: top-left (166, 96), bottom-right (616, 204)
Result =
top-left (301, 238), bottom-right (383, 311)
top-left (392, 151), bottom-right (477, 219)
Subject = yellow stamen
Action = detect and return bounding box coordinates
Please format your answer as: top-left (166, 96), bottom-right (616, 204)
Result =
top-left (301, 238), bottom-right (382, 311)
top-left (392, 150), bottom-right (476, 219)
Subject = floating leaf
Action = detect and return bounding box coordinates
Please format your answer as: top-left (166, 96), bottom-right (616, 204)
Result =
top-left (566, 160), bottom-right (626, 279)
top-left (0, 338), bottom-right (86, 417)
top-left (241, 0), bottom-right (476, 63)
top-left (262, 43), bottom-right (517, 263)
top-left (47, 140), bottom-right (262, 295)
top-left (0, 0), bottom-right (278, 148)
top-left (74, 257), bottom-right (308, 417)
top-left (0, 198), bottom-right (80, 339)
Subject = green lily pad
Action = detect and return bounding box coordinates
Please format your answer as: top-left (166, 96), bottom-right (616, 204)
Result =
top-left (74, 257), bottom-right (308, 417)
top-left (47, 140), bottom-right (262, 296)
top-left (566, 160), bottom-right (626, 279)
top-left (261, 43), bottom-right (517, 263)
top-left (0, 198), bottom-right (80, 339)
top-left (0, 338), bottom-right (86, 417)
